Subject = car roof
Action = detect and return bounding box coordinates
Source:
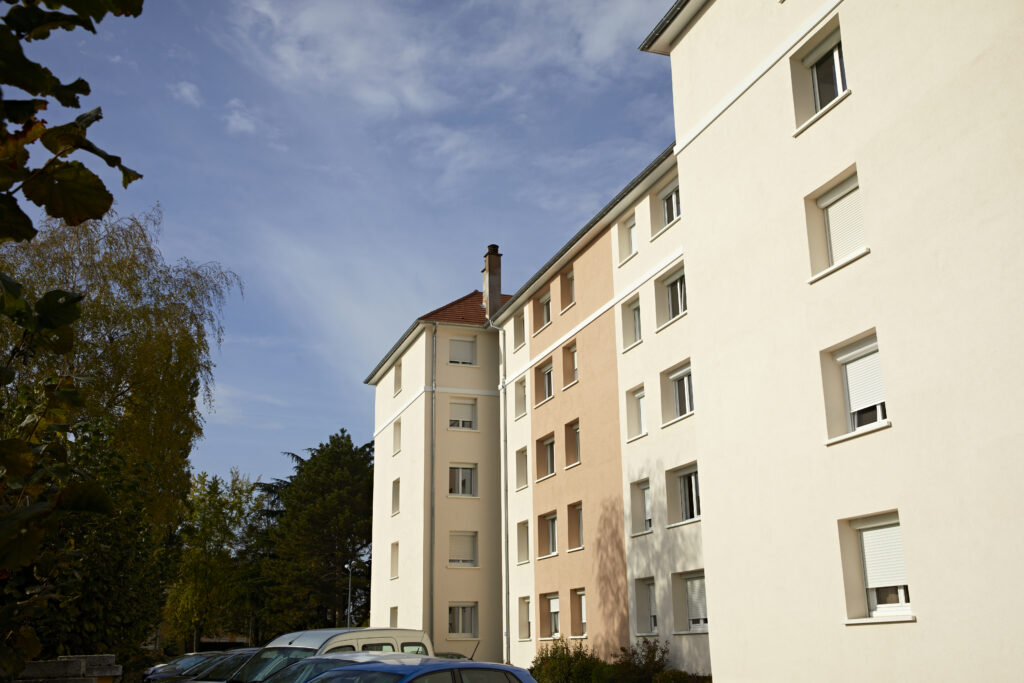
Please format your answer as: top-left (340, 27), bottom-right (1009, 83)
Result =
top-left (265, 629), bottom-right (426, 650)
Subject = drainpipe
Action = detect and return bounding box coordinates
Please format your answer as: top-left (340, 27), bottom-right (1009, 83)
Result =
top-left (487, 317), bottom-right (510, 662)
top-left (429, 322), bottom-right (438, 645)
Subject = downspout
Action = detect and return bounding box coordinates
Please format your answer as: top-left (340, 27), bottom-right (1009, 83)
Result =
top-left (487, 317), bottom-right (510, 662)
top-left (429, 322), bottom-right (438, 646)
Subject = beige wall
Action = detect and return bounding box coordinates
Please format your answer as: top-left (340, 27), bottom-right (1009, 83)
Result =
top-left (661, 0), bottom-right (1024, 679)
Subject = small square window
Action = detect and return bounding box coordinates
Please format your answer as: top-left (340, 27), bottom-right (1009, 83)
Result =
top-left (448, 603), bottom-right (478, 637)
top-left (821, 332), bottom-right (889, 440)
top-left (449, 465), bottom-right (477, 496)
top-left (449, 399), bottom-right (477, 430)
top-left (449, 531), bottom-right (478, 567)
top-left (792, 22), bottom-right (850, 128)
top-left (671, 572), bottom-right (708, 632)
top-left (450, 337), bottom-right (476, 365)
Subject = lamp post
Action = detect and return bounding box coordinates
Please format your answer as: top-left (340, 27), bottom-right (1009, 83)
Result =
top-left (344, 562), bottom-right (353, 627)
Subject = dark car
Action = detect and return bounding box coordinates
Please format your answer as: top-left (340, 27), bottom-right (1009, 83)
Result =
top-left (147, 653), bottom-right (228, 682)
top-left (156, 649), bottom-right (260, 683)
top-left (310, 656), bottom-right (536, 682)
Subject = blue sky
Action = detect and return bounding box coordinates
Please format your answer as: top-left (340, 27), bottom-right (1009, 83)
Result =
top-left (30, 0), bottom-right (675, 482)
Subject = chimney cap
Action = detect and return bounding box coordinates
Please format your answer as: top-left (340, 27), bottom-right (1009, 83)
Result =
top-left (487, 244), bottom-right (500, 255)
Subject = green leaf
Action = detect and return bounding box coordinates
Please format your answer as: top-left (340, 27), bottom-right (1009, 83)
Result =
top-left (0, 438), bottom-right (35, 478)
top-left (0, 271), bottom-right (31, 322)
top-left (42, 0), bottom-right (145, 22)
top-left (4, 5), bottom-right (95, 41)
top-left (40, 107), bottom-right (103, 155)
top-left (0, 194), bottom-right (36, 242)
top-left (21, 160), bottom-right (112, 225)
top-left (34, 289), bottom-right (83, 329)
top-left (76, 134), bottom-right (143, 188)
top-left (0, 28), bottom-right (90, 106)
top-left (1, 98), bottom-right (48, 124)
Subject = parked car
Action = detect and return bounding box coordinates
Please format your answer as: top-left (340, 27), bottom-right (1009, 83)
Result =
top-left (147, 653), bottom-right (228, 682)
top-left (229, 629), bottom-right (434, 683)
top-left (310, 656), bottom-right (537, 682)
top-left (259, 652), bottom-right (426, 683)
top-left (185, 649), bottom-right (260, 683)
top-left (145, 653), bottom-right (215, 677)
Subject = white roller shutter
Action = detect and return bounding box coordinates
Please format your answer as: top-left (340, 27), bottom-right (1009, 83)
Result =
top-left (450, 339), bottom-right (475, 364)
top-left (845, 350), bottom-right (885, 412)
top-left (861, 524), bottom-right (907, 588)
top-left (450, 532), bottom-right (477, 564)
top-left (548, 596), bottom-right (559, 614)
top-left (823, 184), bottom-right (864, 264)
top-left (686, 577), bottom-right (707, 619)
top-left (451, 401), bottom-right (475, 427)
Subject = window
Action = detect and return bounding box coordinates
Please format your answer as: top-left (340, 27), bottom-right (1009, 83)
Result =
top-left (539, 512), bottom-right (557, 556)
top-left (660, 183), bottom-right (681, 228)
top-left (513, 311), bottom-right (526, 350)
top-left (562, 343), bottom-right (578, 385)
top-left (622, 297), bottom-right (642, 348)
top-left (835, 335), bottom-right (886, 432)
top-left (568, 502), bottom-right (583, 549)
top-left (679, 469), bottom-right (700, 522)
top-left (561, 270), bottom-right (575, 309)
top-left (619, 215), bottom-right (638, 263)
top-left (402, 642), bottom-right (428, 655)
top-left (655, 266), bottom-right (687, 327)
top-left (515, 447), bottom-right (529, 489)
top-left (450, 337), bottom-right (476, 365)
top-left (393, 360), bottom-right (402, 395)
top-left (392, 419), bottom-right (401, 455)
top-left (663, 363), bottom-right (693, 421)
top-left (537, 436), bottom-right (555, 478)
top-left (565, 420), bottom-right (580, 467)
top-left (804, 29), bottom-right (846, 112)
top-left (536, 362), bottom-right (553, 403)
top-left (843, 512), bottom-right (912, 618)
top-left (391, 478), bottom-right (400, 515)
top-left (547, 594), bottom-right (560, 637)
top-left (631, 480), bottom-right (653, 534)
top-left (517, 521), bottom-right (529, 563)
top-left (449, 399), bottom-right (476, 430)
top-left (817, 174), bottom-right (864, 267)
top-left (518, 597), bottom-right (531, 640)
top-left (448, 603), bottom-right (478, 637)
top-left (685, 574), bottom-right (708, 631)
top-left (571, 589), bottom-right (587, 637)
top-left (449, 531), bottom-right (478, 567)
top-left (514, 378), bottom-right (527, 418)
top-left (448, 465), bottom-right (477, 496)
top-left (534, 292), bottom-right (551, 332)
top-left (389, 606), bottom-right (398, 628)
top-left (636, 578), bottom-right (657, 633)
top-left (627, 386), bottom-right (646, 439)
top-left (390, 542), bottom-right (399, 579)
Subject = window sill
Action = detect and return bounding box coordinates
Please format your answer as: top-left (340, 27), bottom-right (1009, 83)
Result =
top-left (535, 473), bottom-right (556, 484)
top-left (514, 411), bottom-right (526, 422)
top-left (564, 461), bottom-right (581, 471)
top-left (622, 339), bottom-right (643, 354)
top-left (825, 420), bottom-right (892, 446)
top-left (618, 251), bottom-right (638, 268)
top-left (447, 564), bottom-right (480, 570)
top-left (845, 615), bottom-right (916, 626)
top-left (631, 528), bottom-right (654, 539)
top-left (513, 342), bottom-right (525, 353)
top-left (561, 379), bottom-right (579, 392)
top-left (567, 545), bottom-right (584, 554)
top-left (807, 246), bottom-right (871, 284)
top-left (392, 450), bottom-right (400, 457)
top-left (532, 322), bottom-right (551, 337)
top-left (517, 638), bottom-right (532, 643)
top-left (516, 559), bottom-right (530, 566)
top-left (538, 637), bottom-right (560, 642)
top-left (448, 427), bottom-right (479, 433)
top-left (661, 411), bottom-right (694, 429)
top-left (447, 494), bottom-right (479, 500)
top-left (515, 484), bottom-right (528, 492)
top-left (625, 432), bottom-right (648, 444)
top-left (655, 310), bottom-right (687, 334)
top-left (792, 88), bottom-right (852, 138)
top-left (537, 552), bottom-right (558, 561)
top-left (650, 216), bottom-right (680, 242)
top-left (634, 631), bottom-right (658, 638)
top-left (560, 301), bottom-right (576, 315)
top-left (391, 511), bottom-right (400, 517)
top-left (569, 635), bottom-right (587, 640)
top-left (672, 630), bottom-right (708, 636)
top-left (447, 636), bottom-right (480, 641)
top-left (534, 396), bottom-right (554, 409)
top-left (390, 575), bottom-right (398, 581)
top-left (448, 362), bottom-right (479, 368)
top-left (666, 518), bottom-right (700, 530)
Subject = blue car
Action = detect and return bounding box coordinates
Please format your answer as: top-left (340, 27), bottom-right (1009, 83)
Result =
top-left (310, 655), bottom-right (536, 682)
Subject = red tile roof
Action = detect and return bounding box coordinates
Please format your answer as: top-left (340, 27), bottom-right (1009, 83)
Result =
top-left (419, 290), bottom-right (512, 326)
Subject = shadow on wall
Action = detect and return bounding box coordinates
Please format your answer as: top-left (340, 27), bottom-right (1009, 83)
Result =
top-left (592, 499), bottom-right (629, 660)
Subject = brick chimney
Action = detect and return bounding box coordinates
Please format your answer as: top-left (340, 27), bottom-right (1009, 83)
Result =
top-left (482, 244), bottom-right (502, 320)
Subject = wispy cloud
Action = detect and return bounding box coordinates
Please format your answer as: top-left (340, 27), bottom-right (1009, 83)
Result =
top-left (169, 80), bottom-right (203, 107)
top-left (224, 98), bottom-right (259, 134)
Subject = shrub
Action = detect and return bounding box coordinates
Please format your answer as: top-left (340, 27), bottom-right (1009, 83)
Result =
top-left (611, 638), bottom-right (671, 683)
top-left (529, 637), bottom-right (605, 683)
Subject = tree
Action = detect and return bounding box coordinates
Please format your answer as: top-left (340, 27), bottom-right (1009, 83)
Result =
top-left (264, 431), bottom-right (374, 632)
top-left (0, 1), bottom-right (146, 675)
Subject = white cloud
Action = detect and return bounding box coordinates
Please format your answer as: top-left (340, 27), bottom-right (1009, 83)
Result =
top-left (169, 80), bottom-right (203, 107)
top-left (224, 98), bottom-right (259, 134)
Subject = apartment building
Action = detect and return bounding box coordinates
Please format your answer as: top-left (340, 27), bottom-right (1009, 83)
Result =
top-left (365, 247), bottom-right (509, 661)
top-left (367, 0), bottom-right (1024, 678)
top-left (631, 0), bottom-right (1024, 680)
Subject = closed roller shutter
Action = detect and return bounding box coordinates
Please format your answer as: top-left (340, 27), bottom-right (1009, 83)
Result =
top-left (861, 524), bottom-right (907, 588)
top-left (686, 576), bottom-right (707, 620)
top-left (450, 532), bottom-right (477, 564)
top-left (845, 350), bottom-right (885, 412)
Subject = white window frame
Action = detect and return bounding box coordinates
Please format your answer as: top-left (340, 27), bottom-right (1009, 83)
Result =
top-left (577, 589), bottom-right (587, 636)
top-left (448, 603), bottom-right (478, 638)
top-left (852, 513), bottom-right (911, 618)
top-left (563, 270), bottom-right (575, 308)
top-left (633, 388), bottom-right (646, 436)
top-left (540, 293), bottom-right (551, 327)
top-left (646, 578), bottom-right (658, 631)
top-left (803, 29), bottom-right (847, 112)
top-left (541, 362), bottom-right (553, 400)
top-left (678, 467), bottom-right (700, 522)
top-left (660, 183), bottom-right (681, 227)
top-left (547, 594), bottom-right (560, 637)
top-left (448, 464), bottom-right (477, 497)
top-left (449, 336), bottom-right (477, 365)
top-left (686, 574), bottom-right (709, 632)
top-left (816, 174), bottom-right (863, 266)
top-left (543, 437), bottom-right (555, 477)
top-left (513, 311), bottom-right (526, 350)
top-left (546, 513), bottom-right (558, 555)
top-left (665, 270), bottom-right (687, 321)
top-left (670, 364), bottom-right (694, 418)
top-left (449, 399), bottom-right (477, 430)
top-left (516, 521), bottom-right (530, 564)
top-left (834, 336), bottom-right (886, 433)
top-left (641, 481), bottom-right (652, 531)
top-left (568, 345), bottom-right (578, 383)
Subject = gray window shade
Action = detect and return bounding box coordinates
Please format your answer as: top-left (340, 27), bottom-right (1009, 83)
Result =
top-left (450, 339), bottom-right (475, 364)
top-left (451, 401), bottom-right (474, 424)
top-left (450, 533), bottom-right (477, 563)
top-left (822, 184), bottom-right (864, 264)
top-left (845, 350), bottom-right (885, 412)
top-left (861, 524), bottom-right (907, 588)
top-left (686, 576), bottom-right (707, 619)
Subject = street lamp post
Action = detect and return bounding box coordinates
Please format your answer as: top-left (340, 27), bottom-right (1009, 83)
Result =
top-left (345, 562), bottom-right (353, 627)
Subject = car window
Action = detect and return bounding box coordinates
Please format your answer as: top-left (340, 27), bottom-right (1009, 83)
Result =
top-left (231, 648), bottom-right (314, 683)
top-left (400, 643), bottom-right (427, 655)
top-left (201, 654), bottom-right (254, 682)
top-left (326, 646), bottom-right (355, 653)
top-left (409, 673), bottom-right (454, 683)
top-left (359, 643), bottom-right (395, 652)
top-left (185, 656), bottom-right (225, 676)
top-left (458, 671), bottom-right (515, 683)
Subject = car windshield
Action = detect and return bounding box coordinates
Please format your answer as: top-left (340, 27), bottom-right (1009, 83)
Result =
top-left (199, 653), bottom-right (255, 682)
top-left (166, 655), bottom-right (212, 673)
top-left (263, 659), bottom-right (356, 683)
top-left (230, 648), bottom-right (314, 683)
top-left (186, 656), bottom-right (228, 677)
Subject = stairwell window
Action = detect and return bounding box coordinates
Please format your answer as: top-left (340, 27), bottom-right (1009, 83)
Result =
top-left (390, 542), bottom-right (399, 579)
top-left (393, 361), bottom-right (402, 396)
top-left (392, 419), bottom-right (401, 455)
top-left (448, 465), bottom-right (477, 496)
top-left (514, 378), bottom-right (527, 418)
top-left (449, 337), bottom-right (476, 365)
top-left (517, 521), bottom-right (529, 563)
top-left (448, 603), bottom-right (478, 638)
top-left (448, 531), bottom-right (478, 567)
top-left (515, 447), bottom-right (529, 489)
top-left (449, 399), bottom-right (477, 430)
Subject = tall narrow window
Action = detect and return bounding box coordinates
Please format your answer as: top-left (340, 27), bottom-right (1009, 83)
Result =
top-left (686, 575), bottom-right (708, 631)
top-left (514, 378), bottom-right (527, 417)
top-left (391, 478), bottom-right (400, 515)
top-left (817, 175), bottom-right (864, 266)
top-left (538, 436), bottom-right (555, 478)
top-left (561, 270), bottom-right (575, 309)
top-left (392, 419), bottom-right (402, 455)
top-left (539, 362), bottom-right (553, 401)
top-left (546, 514), bottom-right (558, 555)
top-left (393, 360), bottom-right (402, 395)
top-left (518, 597), bottom-right (531, 640)
top-left (513, 311), bottom-right (526, 349)
top-left (803, 29), bottom-right (846, 112)
top-left (517, 521), bottom-right (529, 563)
top-left (535, 292), bottom-right (552, 331)
top-left (626, 217), bottom-right (637, 256)
top-left (548, 595), bottom-right (560, 637)
top-left (834, 335), bottom-right (886, 431)
top-left (631, 480), bottom-right (652, 534)
top-left (666, 271), bottom-right (686, 321)
top-left (855, 515), bottom-right (911, 617)
top-left (568, 502), bottom-right (583, 549)
top-left (627, 387), bottom-right (646, 438)
top-left (623, 297), bottom-right (642, 348)
top-left (562, 343), bottom-right (578, 385)
top-left (565, 420), bottom-right (580, 467)
top-left (576, 590), bottom-right (587, 636)
top-left (636, 578), bottom-right (657, 634)
top-left (679, 469), bottom-right (700, 522)
top-left (450, 400), bottom-right (477, 430)
top-left (390, 542), bottom-right (399, 579)
top-left (641, 482), bottom-right (652, 530)
top-left (448, 465), bottom-right (477, 496)
top-left (389, 606), bottom-right (398, 628)
top-left (515, 448), bottom-right (529, 489)
top-left (660, 184), bottom-right (681, 227)
top-left (671, 364), bottom-right (694, 417)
